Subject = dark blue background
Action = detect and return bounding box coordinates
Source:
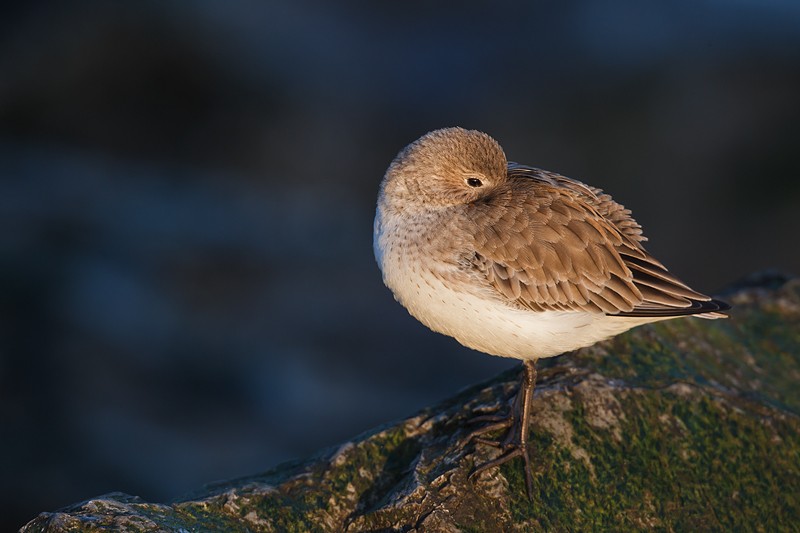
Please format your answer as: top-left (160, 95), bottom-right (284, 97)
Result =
top-left (3, 1), bottom-right (799, 528)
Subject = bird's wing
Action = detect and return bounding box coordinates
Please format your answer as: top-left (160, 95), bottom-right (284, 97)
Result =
top-left (507, 163), bottom-right (648, 245)
top-left (467, 165), bottom-right (727, 317)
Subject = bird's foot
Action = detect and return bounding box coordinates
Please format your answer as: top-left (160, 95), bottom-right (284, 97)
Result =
top-left (463, 360), bottom-right (538, 500)
top-left (467, 413), bottom-right (535, 500)
top-left (461, 412), bottom-right (514, 446)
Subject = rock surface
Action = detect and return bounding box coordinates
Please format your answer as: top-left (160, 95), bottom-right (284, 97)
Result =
top-left (22, 273), bottom-right (800, 531)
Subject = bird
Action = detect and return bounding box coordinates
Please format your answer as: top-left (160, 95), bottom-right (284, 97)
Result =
top-left (372, 127), bottom-right (730, 499)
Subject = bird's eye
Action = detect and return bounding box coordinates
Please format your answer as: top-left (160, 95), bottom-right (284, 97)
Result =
top-left (466, 177), bottom-right (483, 188)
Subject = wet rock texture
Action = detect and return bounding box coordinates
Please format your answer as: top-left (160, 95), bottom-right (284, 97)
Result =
top-left (22, 273), bottom-right (800, 531)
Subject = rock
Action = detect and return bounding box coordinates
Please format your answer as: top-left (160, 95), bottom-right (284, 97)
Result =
top-left (21, 272), bottom-right (800, 531)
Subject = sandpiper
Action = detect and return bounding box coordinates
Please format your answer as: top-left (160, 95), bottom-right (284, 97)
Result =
top-left (373, 127), bottom-right (729, 499)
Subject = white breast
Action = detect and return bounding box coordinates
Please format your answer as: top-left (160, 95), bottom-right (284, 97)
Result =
top-left (374, 206), bottom-right (657, 360)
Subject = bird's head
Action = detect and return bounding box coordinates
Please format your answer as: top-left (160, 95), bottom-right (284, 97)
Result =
top-left (379, 127), bottom-right (508, 210)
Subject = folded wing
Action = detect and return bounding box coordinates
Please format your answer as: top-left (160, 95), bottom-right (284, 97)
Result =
top-left (467, 164), bottom-right (728, 318)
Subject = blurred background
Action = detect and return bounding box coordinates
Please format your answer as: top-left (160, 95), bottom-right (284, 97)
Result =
top-left (2, 0), bottom-right (799, 528)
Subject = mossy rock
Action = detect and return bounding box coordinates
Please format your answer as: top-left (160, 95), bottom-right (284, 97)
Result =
top-left (22, 272), bottom-right (800, 531)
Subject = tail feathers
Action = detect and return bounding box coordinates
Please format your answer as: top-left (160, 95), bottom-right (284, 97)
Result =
top-left (612, 297), bottom-right (730, 319)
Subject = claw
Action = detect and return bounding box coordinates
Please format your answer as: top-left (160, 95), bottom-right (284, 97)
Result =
top-left (469, 446), bottom-right (523, 479)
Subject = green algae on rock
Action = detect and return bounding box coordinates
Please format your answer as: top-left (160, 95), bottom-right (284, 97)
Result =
top-left (22, 273), bottom-right (800, 532)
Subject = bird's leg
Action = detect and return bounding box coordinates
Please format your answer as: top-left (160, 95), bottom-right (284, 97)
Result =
top-left (464, 360), bottom-right (536, 444)
top-left (467, 359), bottom-right (537, 499)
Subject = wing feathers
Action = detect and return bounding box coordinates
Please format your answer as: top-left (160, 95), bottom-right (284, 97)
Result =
top-left (469, 165), bottom-right (727, 319)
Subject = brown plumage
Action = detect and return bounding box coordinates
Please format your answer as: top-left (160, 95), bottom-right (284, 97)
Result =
top-left (470, 163), bottom-right (728, 318)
